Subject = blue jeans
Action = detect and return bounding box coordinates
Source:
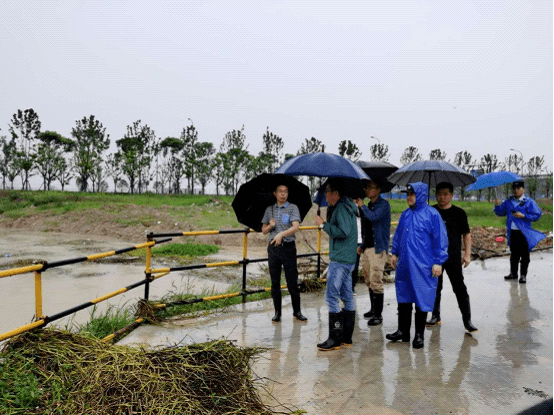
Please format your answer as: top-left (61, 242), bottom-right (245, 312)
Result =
top-left (325, 261), bottom-right (356, 313)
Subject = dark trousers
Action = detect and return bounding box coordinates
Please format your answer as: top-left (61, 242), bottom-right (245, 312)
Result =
top-left (268, 242), bottom-right (301, 314)
top-left (510, 230), bottom-right (530, 276)
top-left (432, 260), bottom-right (470, 316)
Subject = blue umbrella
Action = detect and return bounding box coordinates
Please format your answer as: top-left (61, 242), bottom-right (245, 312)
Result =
top-left (466, 171), bottom-right (522, 191)
top-left (276, 152), bottom-right (370, 179)
top-left (387, 160), bottom-right (476, 188)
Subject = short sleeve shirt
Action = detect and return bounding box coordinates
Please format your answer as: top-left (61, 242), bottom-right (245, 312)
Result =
top-left (261, 202), bottom-right (301, 243)
top-left (433, 204), bottom-right (470, 265)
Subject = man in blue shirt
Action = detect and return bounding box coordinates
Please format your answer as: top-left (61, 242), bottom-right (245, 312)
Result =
top-left (354, 179), bottom-right (391, 326)
top-left (262, 183), bottom-right (307, 323)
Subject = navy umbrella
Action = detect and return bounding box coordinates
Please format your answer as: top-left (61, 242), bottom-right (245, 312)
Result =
top-left (466, 171), bottom-right (522, 191)
top-left (276, 152), bottom-right (370, 179)
top-left (388, 160), bottom-right (476, 188)
top-left (231, 173), bottom-right (313, 232)
top-left (356, 160), bottom-right (398, 193)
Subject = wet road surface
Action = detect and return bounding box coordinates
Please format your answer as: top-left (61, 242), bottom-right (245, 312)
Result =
top-left (120, 251), bottom-right (553, 414)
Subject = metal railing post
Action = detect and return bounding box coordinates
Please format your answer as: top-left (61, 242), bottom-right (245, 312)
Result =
top-left (145, 239), bottom-right (153, 301)
top-left (242, 230), bottom-right (248, 303)
top-left (317, 228), bottom-right (322, 279)
top-left (34, 271), bottom-right (43, 320)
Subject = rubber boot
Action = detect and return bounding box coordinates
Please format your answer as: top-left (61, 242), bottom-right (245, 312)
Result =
top-left (341, 309), bottom-right (356, 347)
top-left (363, 288), bottom-right (375, 318)
top-left (271, 296), bottom-right (281, 323)
top-left (386, 303), bottom-right (412, 342)
top-left (519, 260), bottom-right (529, 284)
top-left (317, 312), bottom-right (343, 351)
top-left (459, 297), bottom-right (478, 333)
top-left (412, 308), bottom-right (427, 349)
top-left (291, 294), bottom-right (307, 321)
top-left (367, 293), bottom-right (383, 326)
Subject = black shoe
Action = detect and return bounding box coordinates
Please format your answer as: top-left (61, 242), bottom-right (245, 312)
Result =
top-left (463, 321), bottom-right (478, 333)
top-left (519, 274), bottom-right (527, 284)
top-left (271, 312), bottom-right (281, 323)
top-left (367, 316), bottom-right (383, 326)
top-left (504, 274), bottom-right (518, 280)
top-left (426, 315), bottom-right (441, 326)
top-left (318, 312), bottom-right (343, 351)
top-left (385, 330), bottom-right (410, 342)
top-left (293, 312), bottom-right (308, 321)
top-left (412, 333), bottom-right (424, 349)
top-left (363, 309), bottom-right (374, 318)
top-left (363, 288), bottom-right (375, 318)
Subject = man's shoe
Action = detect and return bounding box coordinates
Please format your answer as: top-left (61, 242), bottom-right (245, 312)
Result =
top-left (412, 333), bottom-right (424, 349)
top-left (293, 312), bottom-right (308, 321)
top-left (463, 321), bottom-right (478, 333)
top-left (519, 274), bottom-right (527, 284)
top-left (504, 274), bottom-right (517, 280)
top-left (367, 316), bottom-right (383, 326)
top-left (271, 312), bottom-right (281, 323)
top-left (426, 315), bottom-right (441, 326)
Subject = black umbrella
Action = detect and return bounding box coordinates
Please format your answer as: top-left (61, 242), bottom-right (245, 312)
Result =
top-left (356, 160), bottom-right (398, 193)
top-left (231, 173), bottom-right (313, 232)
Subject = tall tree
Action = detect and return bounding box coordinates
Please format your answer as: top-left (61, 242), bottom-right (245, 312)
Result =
top-left (71, 115), bottom-right (110, 192)
top-left (35, 131), bottom-right (73, 190)
top-left (195, 142), bottom-right (215, 195)
top-left (159, 137), bottom-right (185, 194)
top-left (297, 137), bottom-right (325, 194)
top-left (0, 135), bottom-right (19, 190)
top-left (400, 146), bottom-right (422, 165)
top-left (260, 127), bottom-right (284, 173)
top-left (454, 151), bottom-right (474, 200)
top-left (213, 152), bottom-right (226, 196)
top-left (338, 140), bottom-right (361, 161)
top-left (105, 153), bottom-right (122, 193)
top-left (219, 127), bottom-right (249, 195)
top-left (181, 121), bottom-right (199, 194)
top-left (526, 156), bottom-right (545, 199)
top-left (479, 154), bottom-right (502, 201)
top-left (368, 143), bottom-right (390, 161)
top-left (9, 108), bottom-right (41, 190)
top-left (54, 157), bottom-right (72, 192)
top-left (429, 149), bottom-right (447, 161)
top-left (116, 120), bottom-right (156, 194)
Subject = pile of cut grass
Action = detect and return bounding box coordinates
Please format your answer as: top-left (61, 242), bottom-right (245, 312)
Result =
top-left (0, 329), bottom-right (273, 415)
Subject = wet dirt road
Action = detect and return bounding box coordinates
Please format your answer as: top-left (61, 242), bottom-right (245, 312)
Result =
top-left (119, 251), bottom-right (553, 415)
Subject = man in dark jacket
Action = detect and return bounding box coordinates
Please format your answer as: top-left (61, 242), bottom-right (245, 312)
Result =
top-left (354, 179), bottom-right (391, 326)
top-left (494, 180), bottom-right (545, 283)
top-left (315, 179), bottom-right (358, 351)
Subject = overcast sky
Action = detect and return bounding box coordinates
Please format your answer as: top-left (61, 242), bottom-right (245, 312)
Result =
top-left (1, 0), bottom-right (552, 176)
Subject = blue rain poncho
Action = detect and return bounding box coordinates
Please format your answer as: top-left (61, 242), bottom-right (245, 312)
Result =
top-left (494, 196), bottom-right (545, 251)
top-left (391, 182), bottom-right (449, 312)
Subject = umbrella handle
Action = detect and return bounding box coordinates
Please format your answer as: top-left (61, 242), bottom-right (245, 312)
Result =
top-left (317, 207), bottom-right (321, 217)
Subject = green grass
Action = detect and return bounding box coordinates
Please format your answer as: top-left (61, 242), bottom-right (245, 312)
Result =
top-left (76, 305), bottom-right (136, 339)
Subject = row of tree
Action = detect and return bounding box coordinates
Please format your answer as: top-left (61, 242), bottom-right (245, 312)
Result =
top-left (1, 108), bottom-right (551, 199)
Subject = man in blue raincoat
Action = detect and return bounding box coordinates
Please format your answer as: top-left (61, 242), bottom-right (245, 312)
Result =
top-left (494, 180), bottom-right (545, 283)
top-left (386, 182), bottom-right (449, 349)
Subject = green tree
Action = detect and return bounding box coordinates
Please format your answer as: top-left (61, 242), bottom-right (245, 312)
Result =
top-left (479, 154), bottom-right (502, 201)
top-left (338, 140), bottom-right (361, 162)
top-left (71, 115), bottom-right (110, 192)
top-left (116, 120), bottom-right (156, 194)
top-left (544, 172), bottom-right (553, 199)
top-left (159, 137), bottom-right (185, 194)
top-left (0, 135), bottom-right (19, 190)
top-left (54, 157), bottom-right (72, 192)
top-left (298, 137), bottom-right (325, 193)
top-left (454, 151), bottom-right (475, 201)
top-left (36, 131), bottom-right (73, 190)
top-left (429, 149), bottom-right (447, 161)
top-left (400, 146), bottom-right (422, 165)
top-left (195, 142), bottom-right (216, 195)
top-left (368, 143), bottom-right (390, 161)
top-left (213, 152), bottom-right (227, 196)
top-left (9, 108), bottom-right (41, 190)
top-left (181, 121), bottom-right (199, 194)
top-left (260, 127), bottom-right (284, 173)
top-left (105, 153), bottom-right (122, 193)
top-left (220, 127), bottom-right (249, 195)
top-left (526, 156), bottom-right (545, 199)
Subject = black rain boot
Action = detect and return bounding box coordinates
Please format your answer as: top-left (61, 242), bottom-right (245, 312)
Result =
top-left (341, 309), bottom-right (356, 347)
top-left (459, 297), bottom-right (478, 333)
top-left (386, 303), bottom-right (412, 342)
top-left (412, 308), bottom-right (427, 349)
top-left (367, 293), bottom-right (384, 326)
top-left (272, 296), bottom-right (282, 323)
top-left (317, 312), bottom-right (343, 351)
top-left (291, 294), bottom-right (307, 321)
top-left (363, 288), bottom-right (375, 318)
top-left (519, 260), bottom-right (529, 284)
top-left (505, 256), bottom-right (518, 280)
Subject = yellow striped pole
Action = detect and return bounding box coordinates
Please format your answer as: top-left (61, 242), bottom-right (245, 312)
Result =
top-left (34, 271), bottom-right (43, 320)
top-left (0, 264), bottom-right (43, 279)
top-left (0, 320), bottom-right (45, 342)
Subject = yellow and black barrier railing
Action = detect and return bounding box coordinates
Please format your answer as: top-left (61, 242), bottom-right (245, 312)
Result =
top-left (1, 225), bottom-right (327, 343)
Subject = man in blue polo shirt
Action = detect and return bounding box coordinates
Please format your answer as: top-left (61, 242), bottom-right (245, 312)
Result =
top-left (262, 183), bottom-right (307, 323)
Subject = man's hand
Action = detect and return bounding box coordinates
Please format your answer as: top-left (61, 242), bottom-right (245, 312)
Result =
top-left (513, 212), bottom-right (525, 219)
top-left (315, 215), bottom-right (324, 226)
top-left (494, 199), bottom-right (501, 206)
top-left (357, 246), bottom-right (364, 255)
top-left (269, 218), bottom-right (276, 228)
top-left (391, 255), bottom-right (397, 269)
top-left (270, 233), bottom-right (283, 246)
top-left (432, 264), bottom-right (442, 277)
top-left (354, 198), bottom-right (364, 208)
top-left (462, 254), bottom-right (471, 268)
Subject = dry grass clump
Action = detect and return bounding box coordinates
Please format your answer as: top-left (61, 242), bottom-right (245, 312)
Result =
top-left (1, 329), bottom-right (273, 415)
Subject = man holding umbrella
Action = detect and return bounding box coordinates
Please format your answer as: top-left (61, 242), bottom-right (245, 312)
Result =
top-left (262, 182), bottom-right (308, 323)
top-left (494, 180), bottom-right (544, 283)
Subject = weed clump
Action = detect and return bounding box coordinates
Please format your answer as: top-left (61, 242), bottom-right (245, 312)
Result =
top-left (1, 329), bottom-right (272, 415)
